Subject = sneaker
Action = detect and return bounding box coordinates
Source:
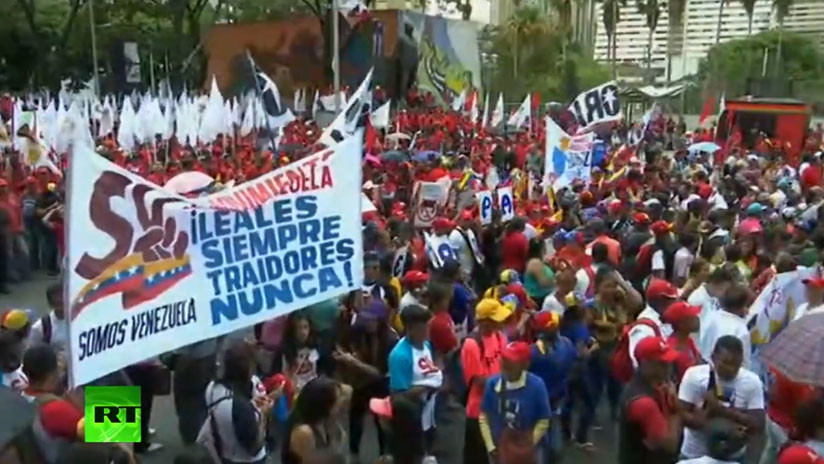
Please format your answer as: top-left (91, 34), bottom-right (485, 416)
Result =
top-left (575, 442), bottom-right (597, 452)
top-left (149, 427), bottom-right (156, 436)
top-left (135, 443), bottom-right (164, 454)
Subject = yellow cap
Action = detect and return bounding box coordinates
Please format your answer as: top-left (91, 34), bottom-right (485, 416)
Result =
top-left (475, 298), bottom-right (513, 323)
top-left (1, 309), bottom-right (29, 331)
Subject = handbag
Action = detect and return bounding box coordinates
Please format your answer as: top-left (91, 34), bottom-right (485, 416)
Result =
top-left (496, 378), bottom-right (537, 464)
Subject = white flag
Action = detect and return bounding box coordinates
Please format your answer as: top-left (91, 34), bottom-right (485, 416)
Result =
top-left (117, 96), bottom-right (137, 152)
top-left (294, 88), bottom-right (306, 113)
top-left (370, 100), bottom-right (391, 129)
top-left (507, 94), bottom-right (530, 128)
top-left (568, 81), bottom-right (622, 130)
top-left (490, 93), bottom-right (504, 128)
top-left (240, 97), bottom-right (256, 137)
top-left (469, 91), bottom-right (479, 123)
top-left (255, 70), bottom-right (295, 130)
top-left (451, 89), bottom-right (466, 112)
top-left (198, 76), bottom-right (226, 144)
top-left (312, 90), bottom-right (321, 119)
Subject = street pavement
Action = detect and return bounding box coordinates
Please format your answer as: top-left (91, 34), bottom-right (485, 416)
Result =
top-left (1, 272), bottom-right (618, 464)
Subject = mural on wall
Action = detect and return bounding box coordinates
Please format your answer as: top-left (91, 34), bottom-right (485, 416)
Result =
top-left (401, 11), bottom-right (482, 106)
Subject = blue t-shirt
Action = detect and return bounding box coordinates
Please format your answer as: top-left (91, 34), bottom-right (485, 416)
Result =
top-left (480, 373), bottom-right (551, 446)
top-left (450, 283), bottom-right (474, 329)
top-left (388, 337), bottom-right (438, 392)
top-left (560, 321), bottom-right (590, 349)
top-left (529, 337), bottom-right (577, 401)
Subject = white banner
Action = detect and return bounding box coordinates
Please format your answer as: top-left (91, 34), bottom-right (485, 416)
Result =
top-left (498, 186), bottom-right (514, 222)
top-left (545, 117), bottom-right (595, 191)
top-left (67, 137), bottom-right (365, 386)
top-left (477, 190), bottom-right (493, 225)
top-left (568, 81), bottom-right (622, 130)
top-left (748, 266), bottom-right (820, 348)
top-left (414, 180), bottom-right (449, 228)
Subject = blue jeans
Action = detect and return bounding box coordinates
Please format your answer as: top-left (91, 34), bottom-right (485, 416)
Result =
top-left (560, 365), bottom-right (595, 444)
top-left (589, 347), bottom-right (622, 417)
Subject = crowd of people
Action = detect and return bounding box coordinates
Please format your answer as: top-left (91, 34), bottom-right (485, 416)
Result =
top-left (1, 85), bottom-right (824, 464)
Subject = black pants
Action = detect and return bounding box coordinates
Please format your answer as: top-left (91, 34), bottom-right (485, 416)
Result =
top-left (125, 364), bottom-right (156, 452)
top-left (464, 418), bottom-right (488, 464)
top-left (173, 354), bottom-right (216, 444)
top-left (349, 378), bottom-right (389, 455)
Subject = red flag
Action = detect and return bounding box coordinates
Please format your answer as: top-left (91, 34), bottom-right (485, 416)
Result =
top-left (531, 92), bottom-right (541, 113)
top-left (365, 117), bottom-right (378, 154)
top-left (698, 97), bottom-right (714, 126)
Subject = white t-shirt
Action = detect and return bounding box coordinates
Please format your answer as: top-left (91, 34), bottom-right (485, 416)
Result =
top-left (678, 364), bottom-right (764, 458)
top-left (412, 344), bottom-right (442, 431)
top-left (628, 307), bottom-right (672, 368)
top-left (285, 347), bottom-right (320, 391)
top-left (29, 312), bottom-right (69, 351)
top-left (449, 229), bottom-right (475, 276)
top-left (652, 250), bottom-right (666, 272)
top-left (688, 285), bottom-right (722, 341)
top-left (673, 247), bottom-right (695, 282)
top-left (1, 367), bottom-right (29, 393)
top-left (699, 311), bottom-right (751, 368)
top-left (400, 292), bottom-right (423, 314)
top-left (541, 295), bottom-right (565, 316)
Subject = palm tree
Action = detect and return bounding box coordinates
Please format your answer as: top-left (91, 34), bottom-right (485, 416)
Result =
top-left (772, 0), bottom-right (795, 75)
top-left (666, 0), bottom-right (687, 83)
top-left (715, 0), bottom-right (729, 44)
top-left (601, 0), bottom-right (627, 80)
top-left (504, 7), bottom-right (547, 78)
top-left (740, 0), bottom-right (758, 35)
top-left (636, 0), bottom-right (662, 82)
top-left (549, 0), bottom-right (574, 58)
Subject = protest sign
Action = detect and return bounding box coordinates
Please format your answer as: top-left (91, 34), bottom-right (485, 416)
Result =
top-left (545, 117), bottom-right (595, 191)
top-left (748, 266), bottom-right (819, 348)
top-left (498, 186), bottom-right (514, 222)
top-left (568, 81), bottom-right (622, 131)
top-left (424, 232), bottom-right (457, 269)
top-left (477, 190), bottom-right (493, 225)
top-left (414, 181), bottom-right (449, 228)
top-left (67, 137), bottom-right (364, 386)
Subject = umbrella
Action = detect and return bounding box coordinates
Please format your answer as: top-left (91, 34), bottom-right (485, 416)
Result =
top-left (386, 132), bottom-right (411, 141)
top-left (380, 150), bottom-right (408, 162)
top-left (164, 171), bottom-right (214, 195)
top-left (688, 142), bottom-right (721, 153)
top-left (760, 313), bottom-right (824, 387)
top-left (413, 150), bottom-right (439, 162)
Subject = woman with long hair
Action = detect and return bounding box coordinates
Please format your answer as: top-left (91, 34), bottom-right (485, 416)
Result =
top-left (282, 377), bottom-right (348, 464)
top-left (523, 238), bottom-right (555, 308)
top-left (274, 311), bottom-right (331, 394)
top-left (203, 341), bottom-right (276, 464)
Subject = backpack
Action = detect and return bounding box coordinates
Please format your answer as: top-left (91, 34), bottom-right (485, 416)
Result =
top-left (196, 385), bottom-right (232, 464)
top-left (453, 331), bottom-right (503, 405)
top-left (41, 315), bottom-right (52, 345)
top-left (610, 319), bottom-right (662, 383)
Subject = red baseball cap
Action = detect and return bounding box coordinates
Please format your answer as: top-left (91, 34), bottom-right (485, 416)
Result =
top-left (460, 209), bottom-right (474, 221)
top-left (698, 183), bottom-right (713, 199)
top-left (506, 283), bottom-right (535, 309)
top-left (369, 397), bottom-right (393, 419)
top-left (662, 301), bottom-right (701, 324)
top-left (646, 279), bottom-right (679, 300)
top-left (402, 270), bottom-right (429, 287)
top-left (633, 212), bottom-right (651, 225)
top-left (531, 311), bottom-right (560, 331)
top-left (650, 220), bottom-right (671, 235)
top-left (634, 336), bottom-right (679, 363)
top-left (432, 217), bottom-right (455, 231)
top-left (501, 341), bottom-right (532, 364)
top-left (778, 446), bottom-right (824, 464)
top-left (608, 200), bottom-right (623, 214)
top-left (802, 278), bottom-right (824, 290)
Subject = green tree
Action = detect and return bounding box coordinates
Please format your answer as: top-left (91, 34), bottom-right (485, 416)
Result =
top-left (772, 0), bottom-right (795, 76)
top-left (636, 0), bottom-right (662, 81)
top-left (503, 7), bottom-right (547, 78)
top-left (601, 0), bottom-right (626, 80)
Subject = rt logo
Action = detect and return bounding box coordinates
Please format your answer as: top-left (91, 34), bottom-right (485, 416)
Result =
top-left (85, 386), bottom-right (142, 443)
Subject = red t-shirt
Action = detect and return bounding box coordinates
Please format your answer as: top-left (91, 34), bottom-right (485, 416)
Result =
top-left (428, 311), bottom-right (458, 355)
top-left (500, 231), bottom-right (529, 273)
top-left (625, 394), bottom-right (671, 444)
top-left (667, 336), bottom-right (701, 383)
top-left (24, 391), bottom-right (83, 441)
top-left (768, 368), bottom-right (816, 434)
top-left (460, 332), bottom-right (505, 418)
top-left (0, 193), bottom-right (22, 234)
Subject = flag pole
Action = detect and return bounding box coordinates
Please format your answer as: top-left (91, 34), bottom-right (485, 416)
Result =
top-left (245, 50), bottom-right (280, 157)
top-left (332, 0), bottom-right (341, 113)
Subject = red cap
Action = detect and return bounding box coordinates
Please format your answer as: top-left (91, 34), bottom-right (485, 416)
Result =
top-left (608, 200), bottom-right (623, 214)
top-left (402, 270), bottom-right (429, 287)
top-left (460, 209), bottom-right (475, 221)
top-left (803, 278), bottom-right (824, 289)
top-left (369, 397), bottom-right (393, 419)
top-left (650, 220), bottom-right (671, 235)
top-left (506, 283), bottom-right (535, 309)
top-left (501, 341), bottom-right (532, 364)
top-left (778, 446), bottom-right (824, 464)
top-left (662, 301), bottom-right (701, 324)
top-left (698, 183), bottom-right (713, 199)
top-left (432, 217), bottom-right (455, 231)
top-left (634, 336), bottom-right (679, 363)
top-left (646, 278), bottom-right (679, 300)
top-left (531, 311), bottom-right (560, 331)
top-left (633, 212), bottom-right (651, 225)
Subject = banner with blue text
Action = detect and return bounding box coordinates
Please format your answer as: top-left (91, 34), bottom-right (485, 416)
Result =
top-left (67, 137), bottom-right (364, 386)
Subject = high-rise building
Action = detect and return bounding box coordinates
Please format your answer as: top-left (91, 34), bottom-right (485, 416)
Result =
top-left (372, 0), bottom-right (496, 24)
top-left (592, 0), bottom-right (824, 82)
